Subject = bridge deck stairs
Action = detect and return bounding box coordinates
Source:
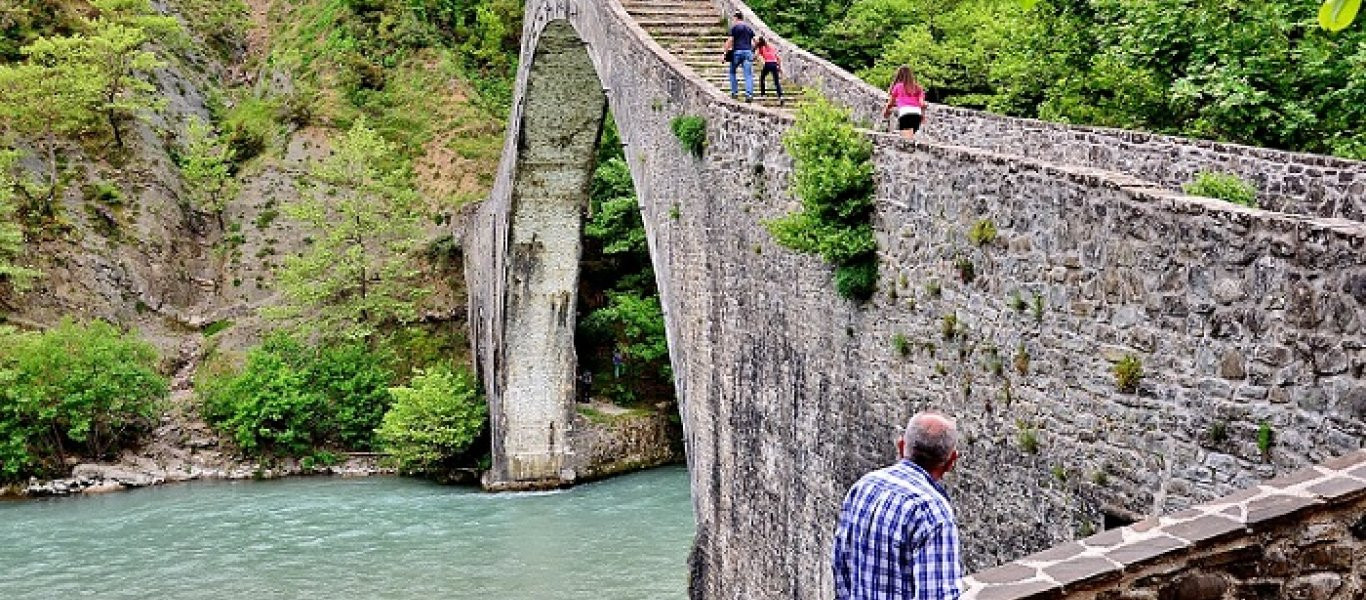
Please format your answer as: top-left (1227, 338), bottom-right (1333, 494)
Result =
top-left (621, 0), bottom-right (800, 110)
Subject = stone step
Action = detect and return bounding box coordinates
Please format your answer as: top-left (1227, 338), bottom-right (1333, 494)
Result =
top-left (645, 26), bottom-right (728, 36)
top-left (629, 13), bottom-right (722, 22)
top-left (625, 10), bottom-right (719, 20)
top-left (621, 0), bottom-right (715, 9)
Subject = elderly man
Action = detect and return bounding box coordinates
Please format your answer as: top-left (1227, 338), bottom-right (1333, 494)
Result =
top-left (832, 411), bottom-right (962, 599)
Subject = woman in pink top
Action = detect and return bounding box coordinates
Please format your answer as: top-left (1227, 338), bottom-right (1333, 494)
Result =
top-left (881, 65), bottom-right (926, 139)
top-left (755, 37), bottom-right (784, 106)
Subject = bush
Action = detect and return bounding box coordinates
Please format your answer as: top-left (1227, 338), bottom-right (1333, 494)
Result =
top-left (1114, 354), bottom-right (1143, 394)
top-left (0, 320), bottom-right (168, 482)
top-left (1257, 420), bottom-right (1275, 455)
top-left (891, 332), bottom-right (911, 357)
top-left (967, 219), bottom-right (997, 246)
top-left (376, 366), bottom-right (486, 476)
top-left (218, 97), bottom-right (281, 166)
top-left (765, 93), bottom-right (878, 302)
top-left (1182, 171), bottom-right (1258, 208)
top-left (670, 115), bottom-right (707, 158)
top-left (200, 334), bottom-right (394, 457)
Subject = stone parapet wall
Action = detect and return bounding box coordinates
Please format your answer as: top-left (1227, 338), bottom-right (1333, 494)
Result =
top-left (714, 0), bottom-right (1366, 222)
top-left (678, 101), bottom-right (1365, 596)
top-left (962, 450), bottom-right (1366, 600)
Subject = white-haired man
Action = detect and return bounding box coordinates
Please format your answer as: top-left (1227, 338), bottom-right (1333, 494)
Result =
top-left (832, 411), bottom-right (962, 599)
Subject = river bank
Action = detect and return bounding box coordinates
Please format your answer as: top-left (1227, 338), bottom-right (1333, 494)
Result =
top-left (4, 398), bottom-right (684, 499)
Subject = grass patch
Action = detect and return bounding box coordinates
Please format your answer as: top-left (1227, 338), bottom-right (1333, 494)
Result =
top-left (1183, 171), bottom-right (1257, 208)
top-left (1114, 354), bottom-right (1143, 394)
top-left (670, 116), bottom-right (707, 158)
top-left (202, 319), bottom-right (234, 337)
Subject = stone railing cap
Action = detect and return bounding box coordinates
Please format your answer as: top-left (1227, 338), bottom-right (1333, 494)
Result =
top-left (961, 450), bottom-right (1366, 599)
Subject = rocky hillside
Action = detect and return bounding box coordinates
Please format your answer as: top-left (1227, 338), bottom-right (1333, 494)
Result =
top-left (3, 0), bottom-right (508, 356)
top-left (0, 0), bottom-right (518, 485)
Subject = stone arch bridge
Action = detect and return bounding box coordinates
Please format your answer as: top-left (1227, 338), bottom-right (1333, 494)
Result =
top-left (464, 0), bottom-right (1366, 597)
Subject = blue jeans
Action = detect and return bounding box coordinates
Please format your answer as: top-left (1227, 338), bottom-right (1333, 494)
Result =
top-left (729, 49), bottom-right (754, 100)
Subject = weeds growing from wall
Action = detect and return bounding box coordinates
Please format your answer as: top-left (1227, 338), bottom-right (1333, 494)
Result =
top-left (1209, 420), bottom-right (1229, 444)
top-left (765, 94), bottom-right (878, 302)
top-left (1014, 343), bottom-right (1030, 375)
top-left (1257, 420), bottom-right (1275, 455)
top-left (1183, 171), bottom-right (1258, 208)
top-left (967, 219), bottom-right (997, 247)
top-left (1114, 354), bottom-right (1143, 393)
top-left (1016, 420), bottom-right (1040, 454)
top-left (892, 333), bottom-right (911, 357)
top-left (670, 116), bottom-right (707, 158)
top-left (954, 257), bottom-right (975, 283)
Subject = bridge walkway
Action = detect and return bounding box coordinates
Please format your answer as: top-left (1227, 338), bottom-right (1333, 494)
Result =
top-left (621, 0), bottom-right (801, 110)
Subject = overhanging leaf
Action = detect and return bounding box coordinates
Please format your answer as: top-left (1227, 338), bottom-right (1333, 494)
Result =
top-left (1320, 0), bottom-right (1361, 32)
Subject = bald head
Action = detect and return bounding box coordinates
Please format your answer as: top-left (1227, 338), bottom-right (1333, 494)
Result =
top-left (903, 412), bottom-right (958, 471)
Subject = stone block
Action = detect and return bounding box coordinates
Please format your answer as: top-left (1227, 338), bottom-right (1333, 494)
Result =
top-left (1157, 572), bottom-right (1228, 600)
top-left (1285, 573), bottom-right (1343, 600)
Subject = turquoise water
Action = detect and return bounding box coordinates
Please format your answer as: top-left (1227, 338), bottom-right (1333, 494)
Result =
top-left (0, 466), bottom-right (694, 599)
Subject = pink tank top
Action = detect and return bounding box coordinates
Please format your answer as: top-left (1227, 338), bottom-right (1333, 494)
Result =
top-left (890, 82), bottom-right (925, 109)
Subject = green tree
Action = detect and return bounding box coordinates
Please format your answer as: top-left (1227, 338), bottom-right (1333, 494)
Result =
top-left (178, 116), bottom-right (238, 228)
top-left (376, 366), bottom-right (486, 477)
top-left (0, 56), bottom-right (100, 217)
top-left (268, 119), bottom-right (429, 341)
top-left (0, 320), bottom-right (168, 481)
top-left (0, 151), bottom-right (38, 291)
top-left (766, 93), bottom-right (878, 301)
top-left (77, 0), bottom-right (178, 148)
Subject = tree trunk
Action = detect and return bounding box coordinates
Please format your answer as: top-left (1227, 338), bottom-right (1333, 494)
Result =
top-left (109, 109), bottom-right (124, 149)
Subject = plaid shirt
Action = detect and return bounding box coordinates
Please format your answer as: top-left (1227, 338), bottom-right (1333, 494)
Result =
top-left (832, 459), bottom-right (962, 600)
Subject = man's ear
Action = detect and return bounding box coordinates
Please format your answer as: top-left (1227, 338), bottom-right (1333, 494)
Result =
top-left (896, 437), bottom-right (906, 459)
top-left (944, 450), bottom-right (959, 473)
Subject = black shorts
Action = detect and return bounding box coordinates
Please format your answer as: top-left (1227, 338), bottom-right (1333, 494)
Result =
top-left (898, 112), bottom-right (922, 132)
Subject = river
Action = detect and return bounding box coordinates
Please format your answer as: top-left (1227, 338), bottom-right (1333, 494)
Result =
top-left (0, 466), bottom-right (694, 599)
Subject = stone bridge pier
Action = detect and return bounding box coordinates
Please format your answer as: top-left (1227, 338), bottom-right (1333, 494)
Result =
top-left (464, 0), bottom-right (719, 491)
top-left (468, 0), bottom-right (1366, 597)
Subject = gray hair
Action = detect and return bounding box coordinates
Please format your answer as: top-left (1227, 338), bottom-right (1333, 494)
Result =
top-left (904, 411), bottom-right (958, 469)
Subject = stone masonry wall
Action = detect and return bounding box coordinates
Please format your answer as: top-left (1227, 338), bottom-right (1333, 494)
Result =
top-left (714, 0), bottom-right (1366, 222)
top-left (570, 409), bottom-right (686, 481)
top-left (962, 450), bottom-right (1366, 600)
top-left (471, 0), bottom-right (1366, 597)
top-left (675, 101), bottom-right (1365, 598)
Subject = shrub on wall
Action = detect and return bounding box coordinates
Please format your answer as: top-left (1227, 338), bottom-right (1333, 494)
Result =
top-left (0, 320), bottom-right (168, 483)
top-left (1182, 171), bottom-right (1258, 208)
top-left (765, 94), bottom-right (878, 302)
top-left (670, 115), bottom-right (707, 158)
top-left (1114, 354), bottom-right (1144, 394)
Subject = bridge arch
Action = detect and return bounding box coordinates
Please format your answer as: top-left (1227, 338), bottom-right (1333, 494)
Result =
top-left (465, 3), bottom-right (719, 491)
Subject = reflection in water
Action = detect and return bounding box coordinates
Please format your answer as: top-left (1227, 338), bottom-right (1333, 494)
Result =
top-left (0, 466), bottom-right (693, 600)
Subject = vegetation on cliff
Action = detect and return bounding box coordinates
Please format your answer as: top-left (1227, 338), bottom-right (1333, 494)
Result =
top-left (750, 0), bottom-right (1366, 159)
top-left (0, 320), bottom-right (168, 483)
top-left (0, 0), bottom-right (523, 481)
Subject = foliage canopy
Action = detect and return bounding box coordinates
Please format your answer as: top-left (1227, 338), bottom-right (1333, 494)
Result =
top-left (0, 320), bottom-right (168, 482)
